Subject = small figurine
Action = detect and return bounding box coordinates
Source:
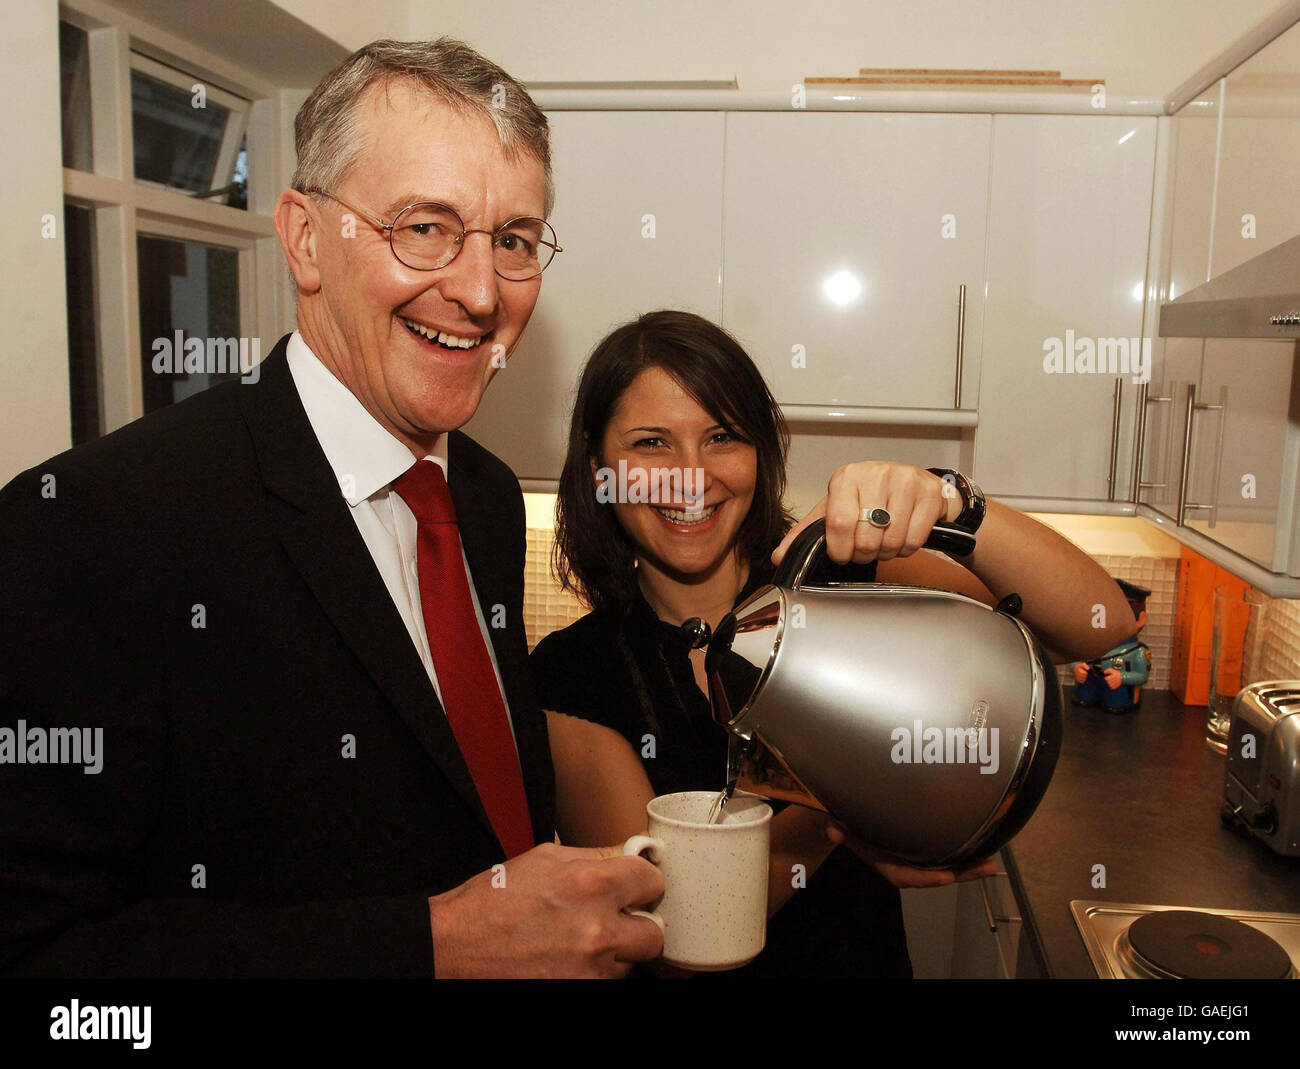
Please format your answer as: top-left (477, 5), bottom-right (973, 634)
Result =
top-left (1072, 578), bottom-right (1152, 713)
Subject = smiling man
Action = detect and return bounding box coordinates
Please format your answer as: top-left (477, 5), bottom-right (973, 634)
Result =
top-left (0, 38), bottom-right (662, 978)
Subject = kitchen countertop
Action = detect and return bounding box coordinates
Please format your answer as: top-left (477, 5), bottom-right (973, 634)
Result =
top-left (1004, 688), bottom-right (1300, 978)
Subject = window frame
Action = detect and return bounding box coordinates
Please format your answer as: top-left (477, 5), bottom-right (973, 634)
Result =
top-left (59, 0), bottom-right (288, 436)
top-left (127, 50), bottom-right (251, 201)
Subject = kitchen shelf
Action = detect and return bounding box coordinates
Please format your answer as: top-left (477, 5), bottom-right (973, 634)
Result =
top-left (993, 497), bottom-right (1138, 517)
top-left (530, 87), bottom-right (1163, 115)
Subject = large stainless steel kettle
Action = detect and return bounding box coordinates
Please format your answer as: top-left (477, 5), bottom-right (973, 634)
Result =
top-left (693, 518), bottom-right (1063, 868)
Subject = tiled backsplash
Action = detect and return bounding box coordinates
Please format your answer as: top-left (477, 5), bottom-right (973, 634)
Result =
top-left (1052, 554), bottom-right (1178, 693)
top-left (523, 523), bottom-right (588, 649)
top-left (1258, 594), bottom-right (1300, 682)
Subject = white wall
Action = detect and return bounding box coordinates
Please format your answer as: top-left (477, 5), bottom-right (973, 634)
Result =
top-left (270, 0), bottom-right (409, 49)
top-left (408, 0), bottom-right (1286, 101)
top-left (2, 0), bottom-right (73, 482)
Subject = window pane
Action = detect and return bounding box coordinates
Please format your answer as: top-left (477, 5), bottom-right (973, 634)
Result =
top-left (137, 235), bottom-right (242, 413)
top-left (131, 68), bottom-right (233, 195)
top-left (59, 22), bottom-right (93, 171)
top-left (226, 135), bottom-right (248, 210)
top-left (64, 205), bottom-right (101, 443)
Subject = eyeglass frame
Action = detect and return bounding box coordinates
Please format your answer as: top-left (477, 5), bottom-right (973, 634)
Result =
top-left (300, 187), bottom-right (563, 281)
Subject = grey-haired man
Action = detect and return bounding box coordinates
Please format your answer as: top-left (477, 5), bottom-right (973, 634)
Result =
top-left (0, 39), bottom-right (662, 978)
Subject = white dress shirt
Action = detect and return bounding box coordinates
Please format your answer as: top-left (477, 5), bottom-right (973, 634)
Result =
top-left (285, 331), bottom-right (515, 739)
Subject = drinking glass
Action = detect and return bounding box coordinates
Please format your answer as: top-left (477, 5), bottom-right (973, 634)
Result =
top-left (1207, 585), bottom-right (1269, 753)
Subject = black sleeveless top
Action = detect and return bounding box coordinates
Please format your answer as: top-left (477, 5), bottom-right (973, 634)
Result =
top-left (530, 560), bottom-right (912, 978)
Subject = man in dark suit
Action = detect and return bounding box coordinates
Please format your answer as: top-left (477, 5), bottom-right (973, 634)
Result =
top-left (0, 38), bottom-right (662, 978)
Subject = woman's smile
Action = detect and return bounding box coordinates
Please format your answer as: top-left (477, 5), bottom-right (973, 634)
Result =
top-left (649, 499), bottom-right (723, 530)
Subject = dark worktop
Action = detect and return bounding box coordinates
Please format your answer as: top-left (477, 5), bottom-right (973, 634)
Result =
top-left (1004, 688), bottom-right (1300, 978)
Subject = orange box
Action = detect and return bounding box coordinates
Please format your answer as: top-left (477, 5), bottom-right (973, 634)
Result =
top-left (1170, 546), bottom-right (1249, 706)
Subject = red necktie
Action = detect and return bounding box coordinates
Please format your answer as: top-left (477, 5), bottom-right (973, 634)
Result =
top-left (393, 458), bottom-right (534, 859)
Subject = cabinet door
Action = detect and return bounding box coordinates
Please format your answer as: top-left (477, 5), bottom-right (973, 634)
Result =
top-left (973, 115), bottom-right (1156, 500)
top-left (1183, 339), bottom-right (1296, 571)
top-left (464, 112), bottom-right (725, 481)
top-left (952, 875), bottom-right (1004, 978)
top-left (721, 112), bottom-right (990, 410)
top-left (1166, 88), bottom-right (1220, 301)
top-left (1212, 26), bottom-right (1300, 278)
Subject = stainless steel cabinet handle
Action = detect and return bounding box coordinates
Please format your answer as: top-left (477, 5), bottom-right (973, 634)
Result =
top-left (1107, 378), bottom-right (1122, 501)
top-left (979, 876), bottom-right (997, 932)
top-left (978, 875), bottom-right (1020, 934)
top-left (954, 283), bottom-right (966, 409)
top-left (1177, 382), bottom-right (1226, 525)
top-left (1206, 386), bottom-right (1228, 527)
top-left (1177, 383), bottom-right (1196, 524)
top-left (1135, 387), bottom-right (1172, 492)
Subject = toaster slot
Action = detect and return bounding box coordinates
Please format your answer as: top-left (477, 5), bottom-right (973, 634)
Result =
top-left (1254, 689), bottom-right (1300, 705)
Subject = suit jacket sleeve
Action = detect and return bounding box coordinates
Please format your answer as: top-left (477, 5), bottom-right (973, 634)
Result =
top-left (0, 462), bottom-right (437, 978)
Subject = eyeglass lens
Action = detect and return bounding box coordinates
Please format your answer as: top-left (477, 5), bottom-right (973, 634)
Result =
top-left (391, 203), bottom-right (556, 278)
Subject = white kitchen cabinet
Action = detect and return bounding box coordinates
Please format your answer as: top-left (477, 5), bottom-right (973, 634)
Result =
top-left (720, 112), bottom-right (991, 411)
top-left (908, 851), bottom-right (1022, 979)
top-left (972, 115), bottom-right (1156, 500)
top-left (464, 111), bottom-right (725, 482)
top-left (1181, 339), bottom-right (1298, 572)
top-left (1165, 88), bottom-right (1220, 302)
top-left (1140, 22), bottom-right (1300, 587)
top-left (1141, 337), bottom-right (1300, 577)
top-left (1211, 24), bottom-right (1300, 278)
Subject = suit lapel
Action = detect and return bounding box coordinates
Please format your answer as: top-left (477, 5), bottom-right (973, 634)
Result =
top-left (237, 338), bottom-right (497, 847)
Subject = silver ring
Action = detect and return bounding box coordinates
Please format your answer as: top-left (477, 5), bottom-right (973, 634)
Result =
top-left (860, 507), bottom-right (891, 528)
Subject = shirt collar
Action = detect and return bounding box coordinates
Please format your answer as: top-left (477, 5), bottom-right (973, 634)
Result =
top-left (285, 331), bottom-right (447, 504)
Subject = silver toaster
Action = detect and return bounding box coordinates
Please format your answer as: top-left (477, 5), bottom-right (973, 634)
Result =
top-left (1222, 680), bottom-right (1300, 856)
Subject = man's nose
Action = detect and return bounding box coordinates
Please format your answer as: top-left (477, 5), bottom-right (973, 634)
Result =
top-left (436, 231), bottom-right (499, 316)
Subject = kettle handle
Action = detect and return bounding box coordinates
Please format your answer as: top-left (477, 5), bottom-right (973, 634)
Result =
top-left (774, 517), bottom-right (976, 590)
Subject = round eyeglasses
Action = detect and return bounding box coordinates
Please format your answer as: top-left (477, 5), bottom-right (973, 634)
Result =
top-left (302, 188), bottom-right (562, 281)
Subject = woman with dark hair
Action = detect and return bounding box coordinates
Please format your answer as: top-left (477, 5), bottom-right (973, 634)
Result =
top-left (532, 310), bottom-right (1137, 977)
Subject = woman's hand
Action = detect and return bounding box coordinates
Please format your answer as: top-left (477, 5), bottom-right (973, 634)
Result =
top-left (772, 461), bottom-right (960, 567)
top-left (825, 821), bottom-right (997, 888)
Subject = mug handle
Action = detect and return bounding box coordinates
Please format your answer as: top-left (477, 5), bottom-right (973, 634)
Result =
top-left (621, 835), bottom-right (666, 934)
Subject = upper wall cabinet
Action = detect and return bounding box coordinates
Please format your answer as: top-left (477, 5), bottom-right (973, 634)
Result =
top-left (1211, 23), bottom-right (1300, 278)
top-left (464, 111), bottom-right (726, 482)
top-left (1166, 88), bottom-right (1220, 301)
top-left (1182, 339), bottom-right (1298, 573)
top-left (973, 115), bottom-right (1156, 500)
top-left (720, 112), bottom-right (991, 411)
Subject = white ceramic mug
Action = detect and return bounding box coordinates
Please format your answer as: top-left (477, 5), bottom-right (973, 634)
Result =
top-left (622, 790), bottom-right (772, 971)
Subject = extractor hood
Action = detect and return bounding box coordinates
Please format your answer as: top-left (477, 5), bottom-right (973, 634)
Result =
top-left (1159, 232), bottom-right (1300, 338)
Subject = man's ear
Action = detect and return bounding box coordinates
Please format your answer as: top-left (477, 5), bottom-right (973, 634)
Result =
top-left (274, 189), bottom-right (322, 294)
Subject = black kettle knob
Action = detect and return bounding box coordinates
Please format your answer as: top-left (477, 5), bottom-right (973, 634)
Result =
top-left (994, 593), bottom-right (1023, 617)
top-left (681, 617), bottom-right (712, 649)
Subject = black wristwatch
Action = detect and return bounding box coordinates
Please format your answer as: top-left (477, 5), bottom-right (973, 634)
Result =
top-left (926, 467), bottom-right (986, 535)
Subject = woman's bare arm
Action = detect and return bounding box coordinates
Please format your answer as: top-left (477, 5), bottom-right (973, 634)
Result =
top-left (876, 500), bottom-right (1136, 662)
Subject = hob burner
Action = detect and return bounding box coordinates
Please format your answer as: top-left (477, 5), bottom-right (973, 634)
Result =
top-left (1117, 909), bottom-right (1293, 979)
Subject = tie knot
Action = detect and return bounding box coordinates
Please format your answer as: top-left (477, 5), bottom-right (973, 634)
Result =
top-left (393, 459), bottom-right (457, 525)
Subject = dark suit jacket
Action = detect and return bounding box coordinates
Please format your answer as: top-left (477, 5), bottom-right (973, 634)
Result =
top-left (0, 335), bottom-right (555, 977)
